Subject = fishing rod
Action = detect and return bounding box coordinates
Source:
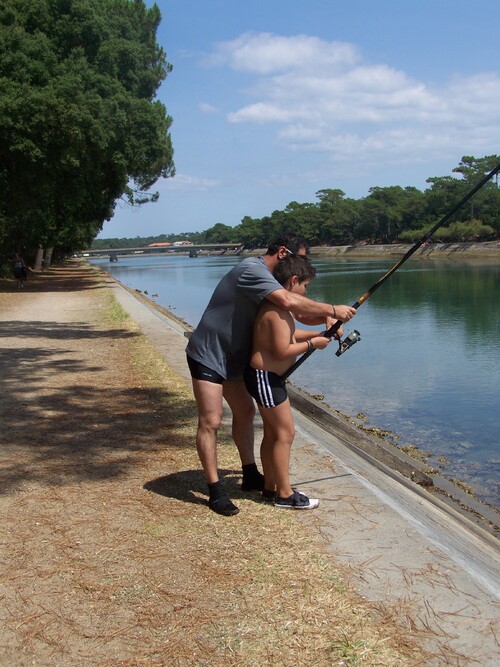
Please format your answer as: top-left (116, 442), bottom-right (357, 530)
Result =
top-left (282, 161), bottom-right (500, 381)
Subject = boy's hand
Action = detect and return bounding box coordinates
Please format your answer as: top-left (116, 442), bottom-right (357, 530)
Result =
top-left (325, 316), bottom-right (344, 339)
top-left (312, 336), bottom-right (331, 350)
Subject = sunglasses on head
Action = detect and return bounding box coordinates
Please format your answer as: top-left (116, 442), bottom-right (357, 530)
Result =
top-left (282, 247), bottom-right (309, 261)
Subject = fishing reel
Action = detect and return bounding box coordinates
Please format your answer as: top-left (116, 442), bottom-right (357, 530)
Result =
top-left (335, 329), bottom-right (361, 357)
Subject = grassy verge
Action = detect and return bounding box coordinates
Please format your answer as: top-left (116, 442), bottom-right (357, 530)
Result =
top-left (96, 288), bottom-right (429, 666)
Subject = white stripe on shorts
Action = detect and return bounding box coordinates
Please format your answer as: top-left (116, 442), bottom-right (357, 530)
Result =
top-left (256, 369), bottom-right (275, 408)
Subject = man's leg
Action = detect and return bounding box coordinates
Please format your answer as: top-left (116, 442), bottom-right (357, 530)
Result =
top-left (222, 380), bottom-right (255, 465)
top-left (223, 380), bottom-right (264, 490)
top-left (191, 378), bottom-right (223, 483)
top-left (191, 378), bottom-right (239, 515)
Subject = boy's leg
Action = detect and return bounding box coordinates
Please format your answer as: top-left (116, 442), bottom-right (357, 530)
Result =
top-left (259, 399), bottom-right (295, 499)
top-left (257, 407), bottom-right (276, 493)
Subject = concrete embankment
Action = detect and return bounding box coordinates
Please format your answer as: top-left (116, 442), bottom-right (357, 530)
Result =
top-left (309, 240), bottom-right (500, 259)
top-left (246, 240), bottom-right (500, 259)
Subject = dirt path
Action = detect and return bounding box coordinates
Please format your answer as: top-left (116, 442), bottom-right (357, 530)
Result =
top-left (0, 262), bottom-right (430, 666)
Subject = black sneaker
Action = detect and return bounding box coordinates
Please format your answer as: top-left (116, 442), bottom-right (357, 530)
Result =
top-left (261, 489), bottom-right (276, 503)
top-left (275, 490), bottom-right (319, 510)
top-left (241, 470), bottom-right (265, 492)
top-left (208, 495), bottom-right (240, 516)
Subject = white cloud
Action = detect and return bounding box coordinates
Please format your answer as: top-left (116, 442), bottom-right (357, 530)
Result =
top-left (228, 102), bottom-right (311, 123)
top-left (198, 102), bottom-right (219, 114)
top-left (208, 32), bottom-right (359, 74)
top-left (161, 174), bottom-right (221, 191)
top-left (209, 32), bottom-right (500, 166)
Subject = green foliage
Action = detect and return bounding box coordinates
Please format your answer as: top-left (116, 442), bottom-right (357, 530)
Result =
top-left (433, 219), bottom-right (496, 243)
top-left (203, 223), bottom-right (235, 244)
top-left (93, 155), bottom-right (498, 252)
top-left (228, 155), bottom-right (498, 248)
top-left (0, 0), bottom-right (174, 267)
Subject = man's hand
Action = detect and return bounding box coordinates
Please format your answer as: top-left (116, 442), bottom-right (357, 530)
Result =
top-left (333, 305), bottom-right (356, 322)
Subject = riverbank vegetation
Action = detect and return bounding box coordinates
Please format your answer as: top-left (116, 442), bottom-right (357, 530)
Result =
top-left (93, 155), bottom-right (499, 252)
top-left (0, 0), bottom-right (174, 274)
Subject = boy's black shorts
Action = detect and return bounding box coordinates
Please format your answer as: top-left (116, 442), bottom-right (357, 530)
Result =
top-left (244, 366), bottom-right (288, 408)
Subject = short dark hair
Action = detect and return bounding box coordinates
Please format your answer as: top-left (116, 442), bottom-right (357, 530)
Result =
top-left (273, 254), bottom-right (316, 287)
top-left (265, 233), bottom-right (309, 256)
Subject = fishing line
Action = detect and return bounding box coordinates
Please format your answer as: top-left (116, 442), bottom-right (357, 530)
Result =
top-left (282, 162), bottom-right (500, 381)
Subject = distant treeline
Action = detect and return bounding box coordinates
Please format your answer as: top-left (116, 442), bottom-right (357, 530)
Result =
top-left (93, 155), bottom-right (499, 251)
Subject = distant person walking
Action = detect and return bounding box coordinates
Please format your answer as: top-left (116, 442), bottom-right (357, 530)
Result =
top-left (13, 253), bottom-right (27, 288)
top-left (186, 233), bottom-right (356, 516)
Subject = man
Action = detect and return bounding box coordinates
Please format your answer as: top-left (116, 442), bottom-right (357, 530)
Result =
top-left (186, 233), bottom-right (356, 516)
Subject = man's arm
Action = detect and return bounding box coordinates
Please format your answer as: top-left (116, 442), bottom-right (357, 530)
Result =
top-left (266, 289), bottom-right (356, 324)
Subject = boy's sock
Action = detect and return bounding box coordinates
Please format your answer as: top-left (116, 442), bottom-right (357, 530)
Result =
top-left (261, 488), bottom-right (276, 502)
top-left (241, 463), bottom-right (265, 491)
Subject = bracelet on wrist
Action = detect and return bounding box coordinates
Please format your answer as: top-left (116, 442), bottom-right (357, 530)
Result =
top-left (307, 339), bottom-right (314, 352)
top-left (333, 305), bottom-right (337, 318)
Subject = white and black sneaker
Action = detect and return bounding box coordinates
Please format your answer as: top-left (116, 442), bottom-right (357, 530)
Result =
top-left (274, 490), bottom-right (319, 510)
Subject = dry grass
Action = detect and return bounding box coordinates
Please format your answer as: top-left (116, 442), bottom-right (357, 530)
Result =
top-left (0, 262), bottom-right (432, 666)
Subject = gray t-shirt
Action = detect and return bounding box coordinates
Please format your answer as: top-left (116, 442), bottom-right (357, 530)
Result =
top-left (186, 256), bottom-right (281, 380)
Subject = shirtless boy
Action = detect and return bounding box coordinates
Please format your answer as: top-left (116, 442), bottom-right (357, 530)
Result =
top-left (244, 255), bottom-right (333, 509)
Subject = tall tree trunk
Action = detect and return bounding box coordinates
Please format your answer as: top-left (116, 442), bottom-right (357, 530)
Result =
top-left (43, 247), bottom-right (54, 269)
top-left (33, 245), bottom-right (44, 271)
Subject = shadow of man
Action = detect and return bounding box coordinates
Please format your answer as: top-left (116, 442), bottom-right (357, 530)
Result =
top-left (144, 468), bottom-right (242, 508)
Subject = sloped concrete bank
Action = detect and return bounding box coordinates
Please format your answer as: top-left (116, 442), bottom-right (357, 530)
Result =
top-left (309, 240), bottom-right (500, 259)
top-left (246, 240), bottom-right (500, 259)
top-left (287, 384), bottom-right (500, 541)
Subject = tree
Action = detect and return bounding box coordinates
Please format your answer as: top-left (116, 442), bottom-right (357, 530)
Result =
top-left (315, 189), bottom-right (360, 245)
top-left (203, 223), bottom-right (234, 244)
top-left (435, 220), bottom-right (495, 243)
top-left (279, 201), bottom-right (322, 244)
top-left (356, 186), bottom-right (409, 244)
top-left (452, 155), bottom-right (500, 233)
top-left (0, 0), bottom-right (174, 269)
top-left (233, 216), bottom-right (265, 247)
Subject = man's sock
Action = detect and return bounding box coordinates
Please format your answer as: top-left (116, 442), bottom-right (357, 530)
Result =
top-left (207, 481), bottom-right (239, 516)
top-left (208, 480), bottom-right (226, 501)
top-left (241, 463), bottom-right (265, 491)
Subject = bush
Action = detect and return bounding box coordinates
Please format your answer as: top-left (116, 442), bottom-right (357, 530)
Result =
top-left (398, 219), bottom-right (495, 243)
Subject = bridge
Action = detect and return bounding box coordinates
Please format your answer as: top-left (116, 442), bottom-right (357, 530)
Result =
top-left (76, 243), bottom-right (244, 259)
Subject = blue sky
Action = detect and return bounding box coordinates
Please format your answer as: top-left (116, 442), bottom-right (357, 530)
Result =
top-left (98, 0), bottom-right (500, 239)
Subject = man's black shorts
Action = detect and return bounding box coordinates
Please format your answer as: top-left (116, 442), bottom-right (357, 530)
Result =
top-left (186, 354), bottom-right (225, 384)
top-left (244, 366), bottom-right (288, 408)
